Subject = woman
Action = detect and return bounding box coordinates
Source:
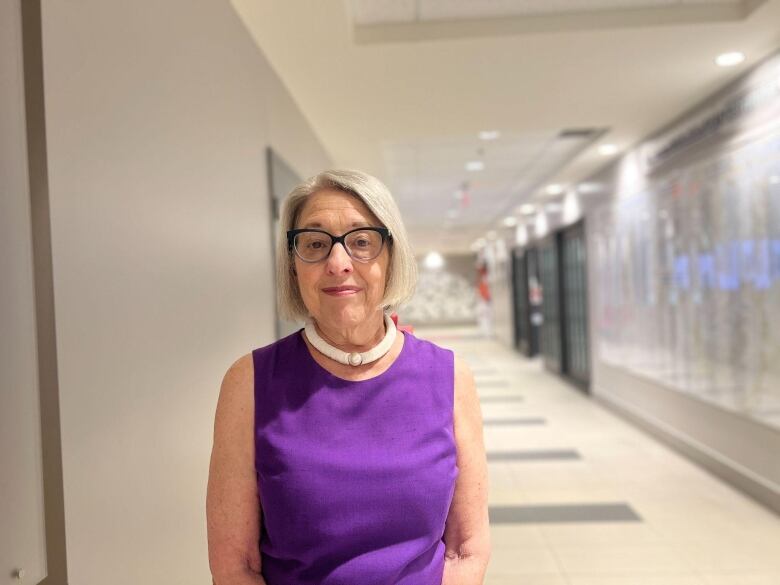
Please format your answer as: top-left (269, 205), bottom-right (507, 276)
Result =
top-left (206, 170), bottom-right (490, 585)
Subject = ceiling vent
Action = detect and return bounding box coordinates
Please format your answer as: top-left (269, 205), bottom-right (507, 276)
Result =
top-left (558, 128), bottom-right (602, 140)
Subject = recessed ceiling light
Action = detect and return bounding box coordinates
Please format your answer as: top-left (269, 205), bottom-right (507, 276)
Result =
top-left (716, 51), bottom-right (745, 67)
top-left (479, 130), bottom-right (500, 141)
top-left (515, 224), bottom-right (529, 246)
top-left (520, 204), bottom-right (537, 215)
top-left (577, 182), bottom-right (603, 194)
top-left (502, 216), bottom-right (518, 227)
top-left (465, 161), bottom-right (485, 172)
top-left (770, 175), bottom-right (780, 185)
top-left (598, 144), bottom-right (619, 156)
top-left (545, 184), bottom-right (564, 195)
top-left (535, 213), bottom-right (548, 237)
top-left (423, 251), bottom-right (445, 270)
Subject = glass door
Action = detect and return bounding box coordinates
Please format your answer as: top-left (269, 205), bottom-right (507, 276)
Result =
top-left (561, 221), bottom-right (591, 389)
top-left (539, 237), bottom-right (562, 372)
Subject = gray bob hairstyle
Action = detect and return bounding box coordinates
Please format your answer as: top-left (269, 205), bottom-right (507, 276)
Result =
top-left (275, 169), bottom-right (417, 321)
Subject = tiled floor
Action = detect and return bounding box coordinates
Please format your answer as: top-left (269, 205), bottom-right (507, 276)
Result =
top-left (418, 326), bottom-right (780, 585)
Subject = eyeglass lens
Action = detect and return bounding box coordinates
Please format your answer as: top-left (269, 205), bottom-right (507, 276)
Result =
top-left (294, 230), bottom-right (384, 262)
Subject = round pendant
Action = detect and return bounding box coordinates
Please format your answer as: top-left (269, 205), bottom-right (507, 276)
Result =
top-left (348, 352), bottom-right (363, 366)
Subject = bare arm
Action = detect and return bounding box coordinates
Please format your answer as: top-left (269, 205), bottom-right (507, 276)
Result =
top-left (206, 354), bottom-right (267, 585)
top-left (441, 355), bottom-right (491, 585)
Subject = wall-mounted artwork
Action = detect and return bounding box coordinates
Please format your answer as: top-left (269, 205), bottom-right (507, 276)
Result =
top-left (592, 127), bottom-right (780, 430)
top-left (403, 254), bottom-right (477, 326)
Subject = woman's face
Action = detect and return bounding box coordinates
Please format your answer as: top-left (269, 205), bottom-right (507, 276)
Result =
top-left (293, 189), bottom-right (390, 330)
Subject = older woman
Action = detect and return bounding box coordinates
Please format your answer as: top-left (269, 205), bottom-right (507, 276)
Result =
top-left (207, 170), bottom-right (490, 585)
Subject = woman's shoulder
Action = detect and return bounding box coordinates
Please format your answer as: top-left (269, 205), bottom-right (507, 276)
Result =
top-left (406, 332), bottom-right (455, 361)
top-left (218, 331), bottom-right (304, 411)
top-left (404, 331), bottom-right (435, 349)
top-left (250, 328), bottom-right (302, 359)
top-left (216, 352), bottom-right (255, 422)
top-left (246, 329), bottom-right (305, 383)
top-left (220, 331), bottom-right (302, 387)
top-left (407, 334), bottom-right (474, 378)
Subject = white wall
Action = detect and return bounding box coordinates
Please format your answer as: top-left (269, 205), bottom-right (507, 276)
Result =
top-left (39, 1), bottom-right (330, 583)
top-left (491, 252), bottom-right (514, 347)
top-left (483, 237), bottom-right (515, 346)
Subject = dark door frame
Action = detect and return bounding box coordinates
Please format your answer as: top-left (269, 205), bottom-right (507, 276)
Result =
top-left (559, 219), bottom-right (591, 392)
top-left (21, 0), bottom-right (68, 582)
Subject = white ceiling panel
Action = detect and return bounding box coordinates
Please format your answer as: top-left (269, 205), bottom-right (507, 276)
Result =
top-left (381, 129), bottom-right (597, 251)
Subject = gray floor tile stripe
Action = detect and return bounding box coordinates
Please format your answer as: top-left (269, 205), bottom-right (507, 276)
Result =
top-left (476, 380), bottom-right (510, 388)
top-left (489, 503), bottom-right (642, 524)
top-left (479, 395), bottom-right (524, 403)
top-left (483, 417), bottom-right (547, 426)
top-left (487, 449), bottom-right (581, 461)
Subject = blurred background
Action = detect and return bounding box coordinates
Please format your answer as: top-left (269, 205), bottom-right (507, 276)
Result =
top-left (2, 0), bottom-right (780, 583)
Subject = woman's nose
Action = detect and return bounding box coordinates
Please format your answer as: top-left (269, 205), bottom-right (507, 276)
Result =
top-left (325, 242), bottom-right (354, 274)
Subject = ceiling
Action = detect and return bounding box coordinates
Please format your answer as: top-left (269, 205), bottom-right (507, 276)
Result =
top-left (231, 0), bottom-right (780, 253)
top-left (381, 129), bottom-right (602, 250)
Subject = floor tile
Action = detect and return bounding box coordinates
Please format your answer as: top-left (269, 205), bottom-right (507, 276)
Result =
top-left (416, 326), bottom-right (780, 584)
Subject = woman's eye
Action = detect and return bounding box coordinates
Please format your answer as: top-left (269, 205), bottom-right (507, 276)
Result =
top-left (355, 238), bottom-right (370, 247)
top-left (308, 241), bottom-right (324, 249)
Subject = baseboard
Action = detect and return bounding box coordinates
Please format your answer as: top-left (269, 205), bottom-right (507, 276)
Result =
top-left (595, 390), bottom-right (780, 516)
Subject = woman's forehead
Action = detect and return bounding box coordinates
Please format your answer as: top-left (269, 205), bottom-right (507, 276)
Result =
top-left (298, 189), bottom-right (379, 225)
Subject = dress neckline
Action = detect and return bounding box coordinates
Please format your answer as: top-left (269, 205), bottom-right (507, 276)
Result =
top-left (297, 328), bottom-right (408, 385)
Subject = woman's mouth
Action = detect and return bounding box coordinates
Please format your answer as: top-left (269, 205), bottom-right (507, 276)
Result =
top-left (322, 286), bottom-right (362, 297)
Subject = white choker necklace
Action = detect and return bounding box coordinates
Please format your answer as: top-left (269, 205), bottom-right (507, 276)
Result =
top-left (304, 313), bottom-right (397, 367)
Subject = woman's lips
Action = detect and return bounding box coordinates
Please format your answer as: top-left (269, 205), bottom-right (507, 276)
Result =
top-left (322, 287), bottom-right (361, 297)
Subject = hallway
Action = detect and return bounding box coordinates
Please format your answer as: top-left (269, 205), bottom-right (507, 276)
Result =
top-left (421, 326), bottom-right (780, 585)
top-left (5, 1), bottom-right (780, 582)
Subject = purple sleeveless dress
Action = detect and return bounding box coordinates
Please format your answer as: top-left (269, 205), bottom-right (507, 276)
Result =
top-left (252, 329), bottom-right (458, 585)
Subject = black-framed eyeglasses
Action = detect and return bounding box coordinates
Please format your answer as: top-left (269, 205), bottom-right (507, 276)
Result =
top-left (287, 227), bottom-right (392, 263)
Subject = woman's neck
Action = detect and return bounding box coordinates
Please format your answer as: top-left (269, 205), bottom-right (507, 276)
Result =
top-left (312, 313), bottom-right (386, 353)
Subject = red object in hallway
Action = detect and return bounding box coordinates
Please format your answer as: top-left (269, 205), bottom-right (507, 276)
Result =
top-left (390, 312), bottom-right (414, 334)
top-left (477, 262), bottom-right (491, 302)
